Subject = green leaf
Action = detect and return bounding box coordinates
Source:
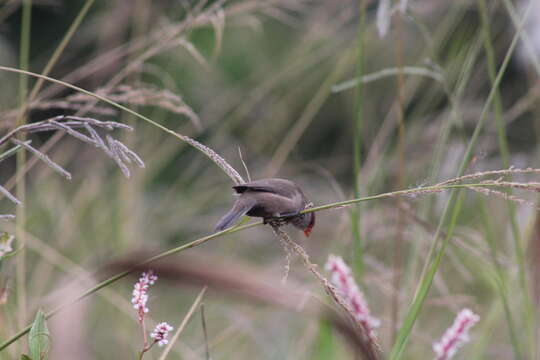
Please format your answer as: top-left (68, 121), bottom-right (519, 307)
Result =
top-left (20, 355), bottom-right (32, 360)
top-left (28, 310), bottom-right (49, 360)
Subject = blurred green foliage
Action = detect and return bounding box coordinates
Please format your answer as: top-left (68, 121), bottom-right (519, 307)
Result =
top-left (1, 0), bottom-right (540, 359)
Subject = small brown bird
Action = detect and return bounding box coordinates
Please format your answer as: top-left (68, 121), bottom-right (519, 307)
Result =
top-left (215, 178), bottom-right (315, 236)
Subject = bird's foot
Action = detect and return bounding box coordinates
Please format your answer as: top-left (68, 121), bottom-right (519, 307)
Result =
top-left (265, 217), bottom-right (288, 228)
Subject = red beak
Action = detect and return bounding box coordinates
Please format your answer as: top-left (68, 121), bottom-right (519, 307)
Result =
top-left (303, 214), bottom-right (315, 237)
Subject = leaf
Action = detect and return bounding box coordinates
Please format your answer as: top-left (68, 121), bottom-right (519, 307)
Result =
top-left (28, 310), bottom-right (50, 360)
top-left (20, 355), bottom-right (32, 360)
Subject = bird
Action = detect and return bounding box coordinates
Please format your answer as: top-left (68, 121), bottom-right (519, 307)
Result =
top-left (215, 178), bottom-right (315, 236)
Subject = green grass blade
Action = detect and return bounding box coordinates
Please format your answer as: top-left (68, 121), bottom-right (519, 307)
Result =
top-left (28, 310), bottom-right (49, 360)
top-left (478, 0), bottom-right (534, 357)
top-left (389, 3), bottom-right (534, 358)
top-left (15, 0), bottom-right (32, 337)
top-left (351, 0), bottom-right (367, 277)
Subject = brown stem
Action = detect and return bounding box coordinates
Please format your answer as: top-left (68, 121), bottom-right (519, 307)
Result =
top-left (270, 225), bottom-right (380, 360)
top-left (141, 316), bottom-right (148, 349)
top-left (138, 340), bottom-right (156, 360)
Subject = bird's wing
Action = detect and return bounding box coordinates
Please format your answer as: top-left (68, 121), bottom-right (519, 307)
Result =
top-left (233, 178), bottom-right (297, 197)
top-left (252, 191), bottom-right (304, 217)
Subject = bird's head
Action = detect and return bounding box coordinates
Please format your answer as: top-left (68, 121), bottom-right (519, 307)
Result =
top-left (290, 212), bottom-right (315, 237)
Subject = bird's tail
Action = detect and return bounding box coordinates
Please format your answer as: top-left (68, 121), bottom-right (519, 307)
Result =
top-left (215, 201), bottom-right (252, 232)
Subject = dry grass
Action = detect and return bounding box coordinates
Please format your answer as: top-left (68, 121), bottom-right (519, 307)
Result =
top-left (1, 0), bottom-right (540, 359)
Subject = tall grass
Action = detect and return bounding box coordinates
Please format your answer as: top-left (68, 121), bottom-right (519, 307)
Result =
top-left (1, 1), bottom-right (540, 359)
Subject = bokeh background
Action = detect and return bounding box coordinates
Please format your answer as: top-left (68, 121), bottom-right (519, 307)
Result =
top-left (1, 0), bottom-right (540, 359)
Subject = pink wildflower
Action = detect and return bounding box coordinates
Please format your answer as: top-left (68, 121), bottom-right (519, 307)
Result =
top-left (150, 322), bottom-right (173, 346)
top-left (325, 255), bottom-right (380, 341)
top-left (131, 271), bottom-right (158, 322)
top-left (433, 308), bottom-right (479, 360)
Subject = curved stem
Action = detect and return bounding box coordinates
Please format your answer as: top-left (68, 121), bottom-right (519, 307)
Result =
top-left (0, 66), bottom-right (244, 185)
top-left (0, 222), bottom-right (259, 351)
top-left (301, 182), bottom-right (520, 214)
top-left (0, 180), bottom-right (527, 351)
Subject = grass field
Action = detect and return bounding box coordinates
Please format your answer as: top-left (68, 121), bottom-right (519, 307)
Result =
top-left (1, 0), bottom-right (540, 359)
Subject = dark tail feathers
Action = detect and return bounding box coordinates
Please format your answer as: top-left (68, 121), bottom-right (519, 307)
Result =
top-left (215, 203), bottom-right (251, 232)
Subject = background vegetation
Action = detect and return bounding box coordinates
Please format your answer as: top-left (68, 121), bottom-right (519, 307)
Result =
top-left (1, 0), bottom-right (540, 359)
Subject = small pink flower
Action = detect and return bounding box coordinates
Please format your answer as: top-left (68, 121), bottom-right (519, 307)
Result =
top-left (131, 271), bottom-right (158, 322)
top-left (433, 308), bottom-right (479, 360)
top-left (150, 322), bottom-right (173, 346)
top-left (325, 255), bottom-right (380, 341)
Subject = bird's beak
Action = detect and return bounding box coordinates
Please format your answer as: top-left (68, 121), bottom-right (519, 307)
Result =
top-left (303, 214), bottom-right (315, 237)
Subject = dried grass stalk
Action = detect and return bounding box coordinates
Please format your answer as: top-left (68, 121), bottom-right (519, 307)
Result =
top-left (68, 84), bottom-right (201, 130)
top-left (11, 139), bottom-right (72, 180)
top-left (276, 235), bottom-right (292, 283)
top-left (49, 120), bottom-right (95, 143)
top-left (0, 116), bottom-right (144, 185)
top-left (435, 167), bottom-right (540, 186)
top-left (83, 123), bottom-right (108, 150)
top-left (179, 134), bottom-right (245, 185)
top-left (479, 180), bottom-right (540, 192)
top-left (106, 135), bottom-right (131, 178)
top-left (467, 186), bottom-right (540, 210)
top-left (0, 184), bottom-right (21, 205)
top-left (270, 225), bottom-right (380, 360)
